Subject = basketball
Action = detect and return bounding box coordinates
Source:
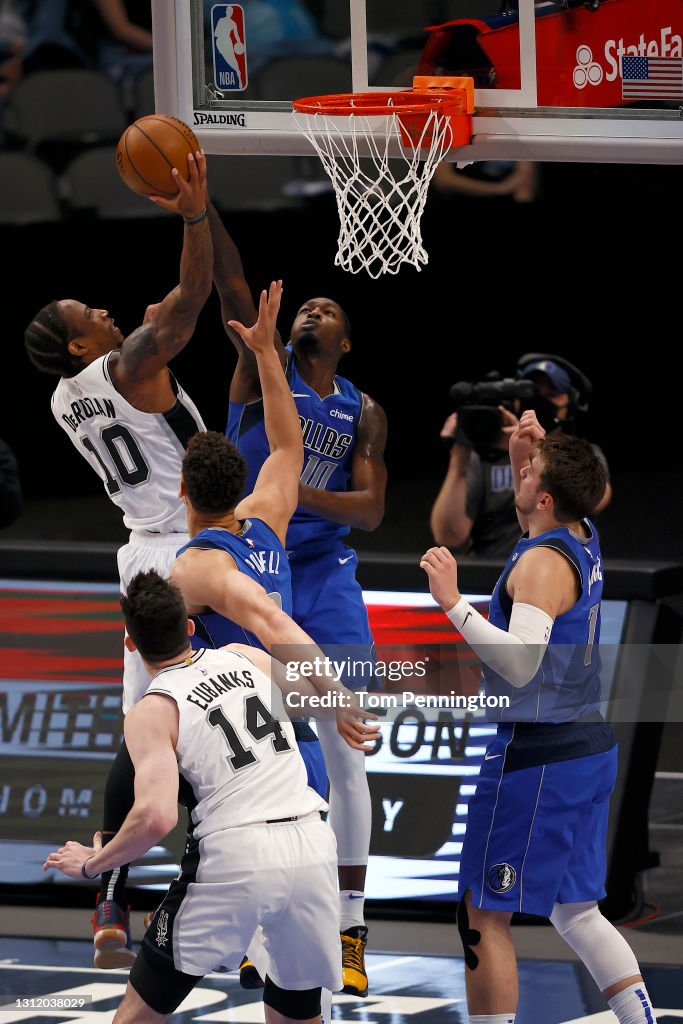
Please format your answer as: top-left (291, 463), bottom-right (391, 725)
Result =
top-left (115, 115), bottom-right (200, 198)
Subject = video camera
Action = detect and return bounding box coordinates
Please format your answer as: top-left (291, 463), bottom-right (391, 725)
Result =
top-left (449, 376), bottom-right (535, 447)
top-left (449, 354), bottom-right (593, 450)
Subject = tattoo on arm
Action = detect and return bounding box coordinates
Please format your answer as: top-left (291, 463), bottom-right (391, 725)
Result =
top-left (127, 219), bottom-right (213, 372)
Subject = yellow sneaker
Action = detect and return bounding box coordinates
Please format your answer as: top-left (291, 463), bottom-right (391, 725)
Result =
top-left (341, 926), bottom-right (368, 997)
top-left (239, 955), bottom-right (264, 990)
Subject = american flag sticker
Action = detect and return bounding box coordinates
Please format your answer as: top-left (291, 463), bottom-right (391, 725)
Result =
top-left (621, 55), bottom-right (683, 100)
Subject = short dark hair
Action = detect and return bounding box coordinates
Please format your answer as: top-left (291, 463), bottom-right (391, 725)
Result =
top-left (24, 301), bottom-right (82, 377)
top-left (182, 431), bottom-right (248, 514)
top-left (121, 570), bottom-right (188, 663)
top-left (538, 434), bottom-right (607, 522)
top-left (338, 304), bottom-right (351, 340)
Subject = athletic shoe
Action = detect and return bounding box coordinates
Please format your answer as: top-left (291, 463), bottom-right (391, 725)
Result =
top-left (239, 955), bottom-right (264, 990)
top-left (91, 895), bottom-right (136, 969)
top-left (341, 925), bottom-right (368, 997)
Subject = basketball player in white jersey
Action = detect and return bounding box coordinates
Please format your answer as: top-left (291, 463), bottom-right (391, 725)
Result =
top-left (24, 150), bottom-right (212, 965)
top-left (45, 569), bottom-right (358, 1024)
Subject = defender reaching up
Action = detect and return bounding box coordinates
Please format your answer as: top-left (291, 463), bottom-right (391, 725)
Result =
top-left (205, 201), bottom-right (388, 996)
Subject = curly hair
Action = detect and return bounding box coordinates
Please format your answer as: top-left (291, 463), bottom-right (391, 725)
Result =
top-left (539, 433), bottom-right (607, 523)
top-left (121, 570), bottom-right (188, 663)
top-left (24, 301), bottom-right (82, 377)
top-left (182, 431), bottom-right (248, 514)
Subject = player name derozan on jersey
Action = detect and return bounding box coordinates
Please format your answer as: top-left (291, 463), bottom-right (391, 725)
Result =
top-left (51, 352), bottom-right (205, 534)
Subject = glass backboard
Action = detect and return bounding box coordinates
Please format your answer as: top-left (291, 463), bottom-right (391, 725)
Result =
top-left (152, 0), bottom-right (683, 163)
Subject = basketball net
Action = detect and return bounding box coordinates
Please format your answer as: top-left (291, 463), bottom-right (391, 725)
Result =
top-left (292, 80), bottom-right (473, 278)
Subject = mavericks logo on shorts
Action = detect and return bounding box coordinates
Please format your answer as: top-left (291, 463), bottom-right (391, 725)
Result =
top-left (156, 909), bottom-right (169, 948)
top-left (488, 862), bottom-right (517, 893)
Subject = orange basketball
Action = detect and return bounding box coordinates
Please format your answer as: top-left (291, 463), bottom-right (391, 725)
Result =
top-left (115, 115), bottom-right (200, 198)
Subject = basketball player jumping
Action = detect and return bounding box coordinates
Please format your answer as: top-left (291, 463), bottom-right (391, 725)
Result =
top-left (421, 409), bottom-right (658, 1024)
top-left (205, 200), bottom-right (388, 996)
top-left (24, 150), bottom-right (212, 966)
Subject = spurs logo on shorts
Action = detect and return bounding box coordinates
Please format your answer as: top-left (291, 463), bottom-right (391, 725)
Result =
top-left (488, 862), bottom-right (517, 893)
top-left (155, 909), bottom-right (169, 947)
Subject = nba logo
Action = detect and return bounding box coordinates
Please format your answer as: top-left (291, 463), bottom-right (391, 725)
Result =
top-left (211, 4), bottom-right (248, 92)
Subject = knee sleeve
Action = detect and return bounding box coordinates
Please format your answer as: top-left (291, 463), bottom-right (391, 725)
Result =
top-left (263, 977), bottom-right (321, 1020)
top-left (550, 901), bottom-right (641, 991)
top-left (456, 898), bottom-right (482, 971)
top-left (316, 721), bottom-right (371, 866)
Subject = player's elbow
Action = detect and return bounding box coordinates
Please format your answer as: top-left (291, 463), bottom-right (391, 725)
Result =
top-left (431, 515), bottom-right (470, 551)
top-left (255, 601), bottom-right (290, 649)
top-left (149, 805), bottom-right (178, 841)
top-left (500, 646), bottom-right (545, 689)
top-left (356, 498), bottom-right (384, 531)
top-left (507, 668), bottom-right (536, 689)
top-left (137, 800), bottom-right (178, 842)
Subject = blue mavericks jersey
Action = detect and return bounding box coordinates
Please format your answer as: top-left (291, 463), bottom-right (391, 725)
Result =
top-left (485, 520), bottom-right (615, 765)
top-left (176, 517), bottom-right (291, 649)
top-left (227, 346), bottom-right (362, 552)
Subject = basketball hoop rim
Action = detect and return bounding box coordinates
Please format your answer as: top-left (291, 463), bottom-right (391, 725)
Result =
top-left (292, 90), bottom-right (463, 119)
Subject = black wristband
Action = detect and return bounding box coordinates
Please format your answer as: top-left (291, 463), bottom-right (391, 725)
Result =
top-left (183, 207), bottom-right (207, 225)
top-left (81, 857), bottom-right (99, 880)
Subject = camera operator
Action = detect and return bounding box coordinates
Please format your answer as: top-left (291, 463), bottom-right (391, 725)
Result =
top-left (519, 356), bottom-right (612, 513)
top-left (430, 356), bottom-right (611, 558)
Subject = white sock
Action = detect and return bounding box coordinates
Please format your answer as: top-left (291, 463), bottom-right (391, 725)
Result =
top-left (608, 982), bottom-right (657, 1024)
top-left (469, 1015), bottom-right (516, 1024)
top-left (320, 987), bottom-right (332, 1024)
top-left (339, 890), bottom-right (365, 931)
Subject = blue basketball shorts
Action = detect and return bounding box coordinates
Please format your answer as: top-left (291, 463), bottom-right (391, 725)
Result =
top-left (289, 544), bottom-right (376, 691)
top-left (457, 738), bottom-right (618, 917)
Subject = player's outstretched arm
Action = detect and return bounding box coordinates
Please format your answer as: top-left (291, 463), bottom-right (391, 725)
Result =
top-left (298, 393), bottom-right (388, 531)
top-left (232, 283), bottom-right (303, 543)
top-left (43, 697), bottom-right (179, 879)
top-left (114, 151), bottom-right (213, 384)
top-left (509, 409), bottom-right (545, 533)
top-left (172, 551), bottom-right (378, 727)
top-left (205, 202), bottom-right (287, 403)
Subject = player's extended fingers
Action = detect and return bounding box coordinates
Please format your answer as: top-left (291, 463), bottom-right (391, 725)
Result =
top-left (267, 279), bottom-right (283, 315)
top-left (499, 406), bottom-right (519, 434)
top-left (440, 412), bottom-right (457, 437)
top-left (226, 318), bottom-right (247, 337)
top-left (194, 148), bottom-right (207, 184)
top-left (424, 546), bottom-right (453, 568)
